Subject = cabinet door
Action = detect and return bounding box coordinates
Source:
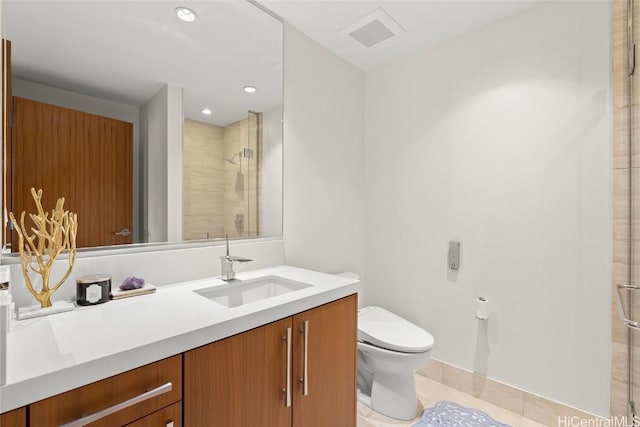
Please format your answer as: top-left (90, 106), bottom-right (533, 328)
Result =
top-left (292, 294), bottom-right (357, 427)
top-left (0, 406), bottom-right (26, 427)
top-left (184, 318), bottom-right (292, 427)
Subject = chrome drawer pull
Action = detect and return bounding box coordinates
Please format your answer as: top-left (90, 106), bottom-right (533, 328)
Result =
top-left (299, 320), bottom-right (309, 396)
top-left (59, 382), bottom-right (173, 427)
top-left (282, 326), bottom-right (292, 407)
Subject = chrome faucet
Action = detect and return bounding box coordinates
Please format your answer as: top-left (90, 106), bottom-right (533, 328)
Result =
top-left (219, 235), bottom-right (252, 281)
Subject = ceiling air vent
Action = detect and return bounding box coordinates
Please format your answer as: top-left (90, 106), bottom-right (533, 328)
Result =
top-left (341, 8), bottom-right (405, 49)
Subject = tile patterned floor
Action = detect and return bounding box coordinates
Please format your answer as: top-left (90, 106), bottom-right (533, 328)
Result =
top-left (357, 375), bottom-right (547, 427)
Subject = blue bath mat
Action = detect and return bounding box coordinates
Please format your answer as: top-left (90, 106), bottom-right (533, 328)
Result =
top-left (412, 401), bottom-right (511, 427)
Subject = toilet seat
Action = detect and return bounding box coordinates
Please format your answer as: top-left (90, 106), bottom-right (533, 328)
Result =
top-left (358, 306), bottom-right (434, 353)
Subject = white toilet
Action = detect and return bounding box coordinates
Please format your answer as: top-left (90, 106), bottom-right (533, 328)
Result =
top-left (357, 306), bottom-right (435, 420)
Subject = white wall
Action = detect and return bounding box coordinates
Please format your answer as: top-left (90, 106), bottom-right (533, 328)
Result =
top-left (166, 86), bottom-right (183, 243)
top-left (262, 105), bottom-right (283, 237)
top-left (142, 88), bottom-right (167, 242)
top-left (282, 26), bottom-right (366, 280)
top-left (364, 1), bottom-right (611, 416)
top-left (141, 84), bottom-right (183, 243)
top-left (6, 240), bottom-right (285, 308)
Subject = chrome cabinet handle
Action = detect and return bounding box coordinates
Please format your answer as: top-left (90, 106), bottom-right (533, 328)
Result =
top-left (299, 320), bottom-right (309, 396)
top-left (114, 228), bottom-right (132, 236)
top-left (58, 382), bottom-right (173, 427)
top-left (282, 327), bottom-right (292, 407)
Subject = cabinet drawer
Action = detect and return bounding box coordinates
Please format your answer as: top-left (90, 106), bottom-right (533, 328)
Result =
top-left (125, 402), bottom-right (181, 427)
top-left (0, 406), bottom-right (27, 427)
top-left (30, 355), bottom-right (182, 427)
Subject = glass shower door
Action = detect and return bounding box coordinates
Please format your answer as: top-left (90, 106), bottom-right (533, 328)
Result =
top-left (246, 110), bottom-right (262, 238)
top-left (614, 0), bottom-right (640, 419)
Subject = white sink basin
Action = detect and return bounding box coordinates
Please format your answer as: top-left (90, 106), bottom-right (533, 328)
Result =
top-left (194, 276), bottom-right (312, 308)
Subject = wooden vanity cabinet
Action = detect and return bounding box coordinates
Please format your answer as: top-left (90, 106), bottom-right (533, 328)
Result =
top-left (184, 294), bottom-right (357, 427)
top-left (0, 294), bottom-right (355, 427)
top-left (29, 354), bottom-right (182, 427)
top-left (292, 294), bottom-right (357, 427)
top-left (0, 406), bottom-right (27, 427)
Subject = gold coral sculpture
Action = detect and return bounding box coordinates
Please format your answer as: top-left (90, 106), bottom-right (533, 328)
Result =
top-left (9, 188), bottom-right (78, 308)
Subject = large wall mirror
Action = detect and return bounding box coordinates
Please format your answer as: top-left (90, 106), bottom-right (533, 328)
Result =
top-left (1, 0), bottom-right (283, 250)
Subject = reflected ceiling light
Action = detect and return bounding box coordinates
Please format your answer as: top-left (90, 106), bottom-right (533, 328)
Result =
top-left (243, 86), bottom-right (257, 94)
top-left (201, 108), bottom-right (212, 115)
top-left (175, 7), bottom-right (197, 22)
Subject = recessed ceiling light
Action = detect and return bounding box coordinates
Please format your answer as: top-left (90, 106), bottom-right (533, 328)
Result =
top-left (175, 7), bottom-right (197, 23)
top-left (201, 108), bottom-right (212, 115)
top-left (244, 86), bottom-right (257, 94)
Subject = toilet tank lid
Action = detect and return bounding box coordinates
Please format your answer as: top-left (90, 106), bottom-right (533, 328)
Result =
top-left (358, 306), bottom-right (434, 353)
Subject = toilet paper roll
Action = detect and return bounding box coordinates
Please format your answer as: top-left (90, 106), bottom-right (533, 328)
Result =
top-left (476, 297), bottom-right (489, 320)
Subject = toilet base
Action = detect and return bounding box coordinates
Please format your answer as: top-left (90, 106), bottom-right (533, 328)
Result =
top-left (357, 368), bottom-right (419, 421)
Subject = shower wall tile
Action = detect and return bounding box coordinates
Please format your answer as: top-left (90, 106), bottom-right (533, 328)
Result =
top-left (224, 115), bottom-right (262, 238)
top-left (612, 58), bottom-right (628, 113)
top-left (184, 112), bottom-right (263, 241)
top-left (611, 339), bottom-right (629, 398)
top-left (182, 191), bottom-right (226, 240)
top-left (183, 119), bottom-right (225, 240)
top-left (613, 0), bottom-right (626, 42)
top-left (633, 291), bottom-right (640, 329)
top-left (223, 118), bottom-right (261, 238)
top-left (613, 170), bottom-right (629, 221)
top-left (612, 108), bottom-right (627, 170)
top-left (612, 287), bottom-right (630, 344)
top-left (223, 121), bottom-right (245, 238)
top-left (612, 218), bottom-right (630, 264)
top-left (612, 168), bottom-right (640, 221)
top-left (613, 79), bottom-right (627, 117)
top-left (613, 262), bottom-right (630, 288)
top-left (247, 113), bottom-right (262, 237)
top-left (612, 0), bottom-right (639, 111)
top-left (612, 108), bottom-right (640, 169)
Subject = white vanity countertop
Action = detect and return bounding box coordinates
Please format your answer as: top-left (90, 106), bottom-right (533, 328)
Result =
top-left (0, 265), bottom-right (360, 412)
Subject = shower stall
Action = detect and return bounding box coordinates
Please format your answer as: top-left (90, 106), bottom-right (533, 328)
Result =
top-left (614, 0), bottom-right (640, 419)
top-left (182, 111), bottom-right (263, 241)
